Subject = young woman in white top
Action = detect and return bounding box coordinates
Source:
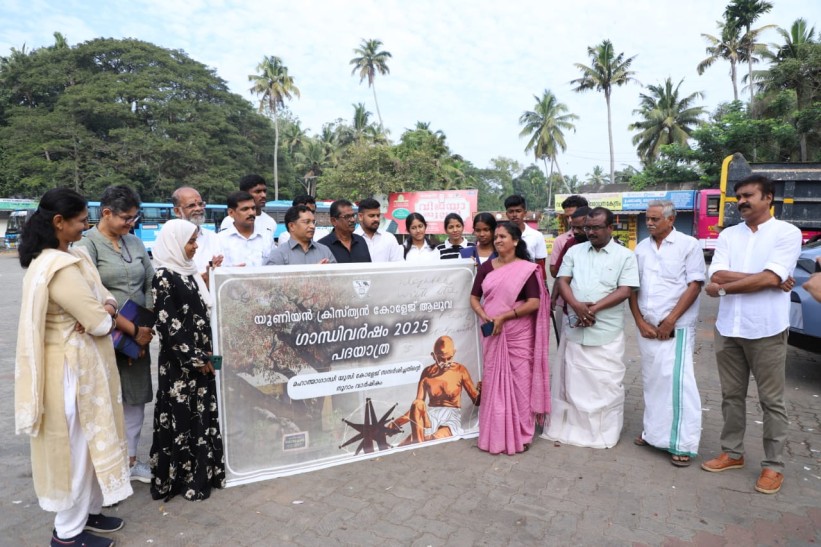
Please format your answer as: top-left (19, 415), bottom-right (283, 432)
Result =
top-left (403, 213), bottom-right (440, 262)
top-left (436, 212), bottom-right (474, 260)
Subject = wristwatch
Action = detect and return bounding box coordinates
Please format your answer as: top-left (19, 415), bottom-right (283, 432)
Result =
top-left (717, 286), bottom-right (726, 297)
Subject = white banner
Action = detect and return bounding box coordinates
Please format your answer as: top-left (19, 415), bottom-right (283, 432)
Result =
top-left (212, 260), bottom-right (482, 486)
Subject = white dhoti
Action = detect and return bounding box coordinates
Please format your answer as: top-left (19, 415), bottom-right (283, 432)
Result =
top-left (637, 326), bottom-right (701, 456)
top-left (425, 406), bottom-right (463, 437)
top-left (543, 332), bottom-right (625, 448)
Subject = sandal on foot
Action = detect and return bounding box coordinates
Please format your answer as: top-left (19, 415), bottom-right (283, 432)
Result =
top-left (671, 454), bottom-right (692, 467)
top-left (633, 436), bottom-right (648, 447)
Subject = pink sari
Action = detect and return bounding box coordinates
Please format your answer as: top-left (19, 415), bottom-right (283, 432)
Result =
top-left (478, 260), bottom-right (551, 455)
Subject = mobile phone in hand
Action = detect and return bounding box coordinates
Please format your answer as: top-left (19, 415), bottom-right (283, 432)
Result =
top-left (481, 321), bottom-right (494, 337)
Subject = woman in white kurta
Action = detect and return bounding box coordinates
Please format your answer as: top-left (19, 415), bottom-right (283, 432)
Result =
top-left (15, 188), bottom-right (132, 547)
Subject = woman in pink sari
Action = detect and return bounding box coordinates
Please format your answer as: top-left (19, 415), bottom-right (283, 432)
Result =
top-left (470, 222), bottom-right (551, 455)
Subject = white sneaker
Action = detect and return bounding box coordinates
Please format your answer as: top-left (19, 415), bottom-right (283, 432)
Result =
top-left (129, 461), bottom-right (152, 484)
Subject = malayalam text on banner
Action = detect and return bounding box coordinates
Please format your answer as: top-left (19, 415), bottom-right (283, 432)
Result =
top-left (212, 261), bottom-right (481, 486)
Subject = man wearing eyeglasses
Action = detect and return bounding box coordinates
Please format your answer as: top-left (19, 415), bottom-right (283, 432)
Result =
top-left (171, 187), bottom-right (223, 278)
top-left (266, 205), bottom-right (336, 265)
top-left (543, 207), bottom-right (639, 449)
top-left (318, 200), bottom-right (371, 263)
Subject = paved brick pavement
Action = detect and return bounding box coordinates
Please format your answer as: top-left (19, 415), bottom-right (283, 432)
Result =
top-left (1, 252), bottom-right (819, 546)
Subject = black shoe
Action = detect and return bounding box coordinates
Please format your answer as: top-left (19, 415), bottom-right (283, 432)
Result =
top-left (51, 529), bottom-right (114, 547)
top-left (84, 513), bottom-right (124, 533)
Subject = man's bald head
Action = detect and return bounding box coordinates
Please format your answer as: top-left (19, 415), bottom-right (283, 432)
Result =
top-left (172, 186), bottom-right (206, 226)
top-left (432, 336), bottom-right (456, 369)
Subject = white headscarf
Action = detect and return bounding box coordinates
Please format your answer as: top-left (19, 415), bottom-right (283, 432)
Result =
top-left (153, 219), bottom-right (211, 307)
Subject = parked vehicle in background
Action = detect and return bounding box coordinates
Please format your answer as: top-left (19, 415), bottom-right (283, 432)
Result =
top-left (693, 188), bottom-right (720, 254)
top-left (788, 241), bottom-right (821, 352)
top-left (264, 200), bottom-right (336, 241)
top-left (719, 153), bottom-right (821, 243)
top-left (4, 209), bottom-right (34, 249)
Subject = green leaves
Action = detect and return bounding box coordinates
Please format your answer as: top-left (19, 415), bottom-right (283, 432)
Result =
top-left (0, 38), bottom-right (277, 201)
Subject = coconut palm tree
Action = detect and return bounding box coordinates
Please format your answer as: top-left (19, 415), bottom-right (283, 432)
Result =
top-left (518, 89), bottom-right (579, 209)
top-left (349, 39), bottom-right (392, 129)
top-left (249, 55), bottom-right (301, 200)
top-left (725, 0), bottom-right (773, 112)
top-left (571, 40), bottom-right (638, 184)
top-left (760, 18), bottom-right (818, 159)
top-left (697, 21), bottom-right (745, 101)
top-left (629, 78), bottom-right (707, 164)
top-left (585, 166), bottom-right (608, 187)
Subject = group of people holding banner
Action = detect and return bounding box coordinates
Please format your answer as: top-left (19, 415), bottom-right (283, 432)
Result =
top-left (15, 171), bottom-right (804, 545)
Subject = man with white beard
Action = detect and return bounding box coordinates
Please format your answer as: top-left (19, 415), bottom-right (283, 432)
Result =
top-left (171, 187), bottom-right (223, 284)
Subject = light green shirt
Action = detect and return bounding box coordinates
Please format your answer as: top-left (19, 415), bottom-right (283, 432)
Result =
top-left (558, 238), bottom-right (639, 346)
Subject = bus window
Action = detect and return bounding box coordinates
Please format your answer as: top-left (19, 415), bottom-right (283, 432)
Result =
top-left (707, 196), bottom-right (720, 216)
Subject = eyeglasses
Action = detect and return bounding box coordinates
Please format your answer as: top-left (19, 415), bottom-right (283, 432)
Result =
top-left (181, 201), bottom-right (206, 211)
top-left (115, 213), bottom-right (141, 225)
top-left (336, 214), bottom-right (356, 221)
top-left (583, 225), bottom-right (608, 232)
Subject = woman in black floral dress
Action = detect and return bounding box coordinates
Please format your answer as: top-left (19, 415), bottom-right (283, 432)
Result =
top-left (149, 219), bottom-right (224, 501)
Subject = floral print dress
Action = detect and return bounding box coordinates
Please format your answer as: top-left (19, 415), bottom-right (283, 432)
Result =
top-left (150, 268), bottom-right (225, 501)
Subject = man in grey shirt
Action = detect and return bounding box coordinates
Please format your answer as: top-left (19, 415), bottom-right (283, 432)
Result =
top-left (266, 205), bottom-right (337, 265)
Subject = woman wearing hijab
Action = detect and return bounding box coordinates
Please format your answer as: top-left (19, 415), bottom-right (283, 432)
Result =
top-left (149, 219), bottom-right (225, 502)
top-left (16, 188), bottom-right (131, 547)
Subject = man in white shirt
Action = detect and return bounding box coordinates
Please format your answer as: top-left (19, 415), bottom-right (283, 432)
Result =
top-left (219, 173), bottom-right (277, 235)
top-left (354, 198), bottom-right (403, 262)
top-left (171, 186), bottom-right (223, 276)
top-left (629, 200), bottom-right (705, 467)
top-left (505, 194), bottom-right (548, 280)
top-left (701, 174), bottom-right (802, 495)
top-left (218, 191), bottom-right (274, 267)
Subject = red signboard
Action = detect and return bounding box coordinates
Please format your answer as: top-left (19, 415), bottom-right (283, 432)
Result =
top-left (385, 190), bottom-right (479, 234)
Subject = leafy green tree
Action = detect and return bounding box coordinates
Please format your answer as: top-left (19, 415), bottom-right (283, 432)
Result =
top-left (571, 40), bottom-right (638, 184)
top-left (518, 89), bottom-right (578, 209)
top-left (0, 38), bottom-right (277, 200)
top-left (724, 0), bottom-right (773, 112)
top-left (349, 39), bottom-right (392, 129)
top-left (585, 165), bottom-right (608, 187)
top-left (316, 143), bottom-right (399, 200)
top-left (511, 165), bottom-right (549, 211)
top-left (629, 77), bottom-right (707, 164)
top-left (249, 55), bottom-right (301, 200)
top-left (760, 18), bottom-right (820, 160)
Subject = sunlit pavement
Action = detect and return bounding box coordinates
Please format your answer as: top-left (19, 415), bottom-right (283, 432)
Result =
top-left (1, 253), bottom-right (819, 546)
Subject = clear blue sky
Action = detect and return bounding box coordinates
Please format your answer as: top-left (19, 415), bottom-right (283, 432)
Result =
top-left (1, 0), bottom-right (814, 180)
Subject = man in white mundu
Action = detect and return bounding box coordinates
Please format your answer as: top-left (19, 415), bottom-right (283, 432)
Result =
top-left (543, 207), bottom-right (639, 448)
top-left (629, 200), bottom-right (705, 467)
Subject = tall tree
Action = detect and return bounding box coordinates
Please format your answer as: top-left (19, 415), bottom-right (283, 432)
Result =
top-left (585, 165), bottom-right (608, 187)
top-left (349, 39), bottom-right (392, 129)
top-left (629, 77), bottom-right (707, 164)
top-left (571, 40), bottom-right (638, 184)
top-left (249, 55), bottom-right (300, 200)
top-left (0, 38), bottom-right (277, 200)
top-left (761, 18), bottom-right (819, 159)
top-left (697, 21), bottom-right (745, 101)
top-left (724, 0), bottom-right (773, 112)
top-left (518, 89), bottom-right (578, 209)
